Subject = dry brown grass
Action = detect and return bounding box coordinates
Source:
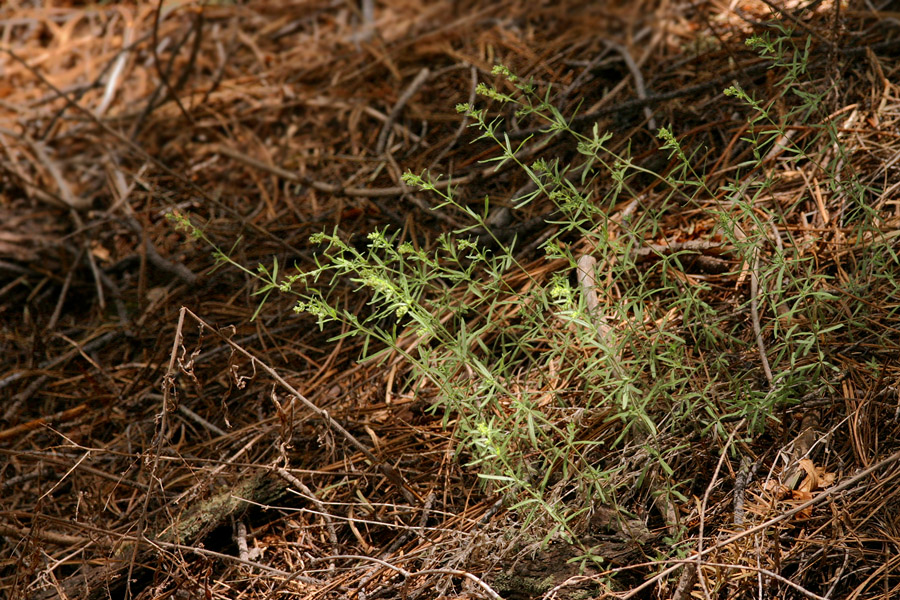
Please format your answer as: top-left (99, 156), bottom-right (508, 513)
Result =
top-left (1, 1), bottom-right (899, 599)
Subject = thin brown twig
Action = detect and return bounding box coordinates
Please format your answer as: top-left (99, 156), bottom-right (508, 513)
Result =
top-left (276, 467), bottom-right (339, 548)
top-left (376, 67), bottom-right (431, 154)
top-left (604, 40), bottom-right (656, 130)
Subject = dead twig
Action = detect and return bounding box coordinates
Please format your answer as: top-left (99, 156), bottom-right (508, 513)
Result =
top-left (376, 67), bottom-right (431, 154)
top-left (276, 467), bottom-right (339, 549)
top-left (604, 40), bottom-right (656, 130)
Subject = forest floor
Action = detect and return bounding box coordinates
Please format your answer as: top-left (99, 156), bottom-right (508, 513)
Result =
top-left (2, 1), bottom-right (900, 599)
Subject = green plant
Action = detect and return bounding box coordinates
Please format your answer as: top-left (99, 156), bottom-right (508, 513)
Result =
top-left (169, 25), bottom-right (896, 559)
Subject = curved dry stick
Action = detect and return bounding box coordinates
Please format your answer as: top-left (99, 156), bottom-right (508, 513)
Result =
top-left (276, 467), bottom-right (339, 548)
top-left (604, 40), bottom-right (656, 130)
top-left (376, 67), bottom-right (431, 154)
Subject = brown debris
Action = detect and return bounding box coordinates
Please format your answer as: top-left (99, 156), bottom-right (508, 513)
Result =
top-left (1, 1), bottom-right (899, 600)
